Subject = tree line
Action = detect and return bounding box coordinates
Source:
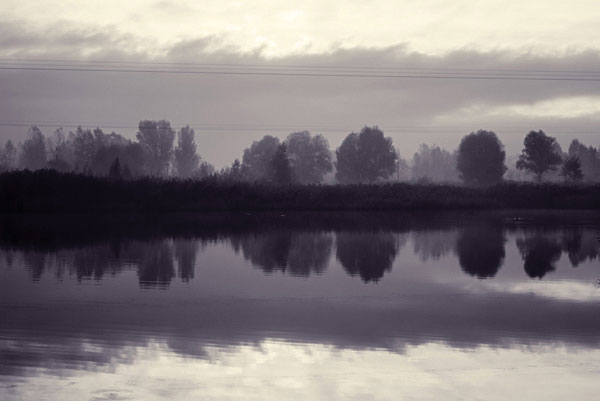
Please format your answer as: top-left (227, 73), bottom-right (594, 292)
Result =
top-left (1, 121), bottom-right (600, 185)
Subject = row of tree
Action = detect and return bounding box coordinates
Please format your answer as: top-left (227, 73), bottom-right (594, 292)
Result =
top-left (0, 122), bottom-right (214, 180)
top-left (1, 122), bottom-right (600, 185)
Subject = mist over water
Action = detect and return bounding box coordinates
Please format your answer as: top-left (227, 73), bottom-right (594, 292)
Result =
top-left (1, 211), bottom-right (599, 400)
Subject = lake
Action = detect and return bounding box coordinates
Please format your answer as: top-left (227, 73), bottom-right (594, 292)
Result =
top-left (1, 211), bottom-right (599, 400)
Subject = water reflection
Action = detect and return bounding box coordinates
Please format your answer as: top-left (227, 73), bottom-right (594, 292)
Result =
top-left (233, 231), bottom-right (333, 276)
top-left (1, 212), bottom-right (600, 399)
top-left (174, 239), bottom-right (199, 282)
top-left (1, 215), bottom-right (599, 285)
top-left (517, 234), bottom-right (563, 279)
top-left (561, 229), bottom-right (599, 267)
top-left (336, 231), bottom-right (401, 282)
top-left (456, 226), bottom-right (506, 278)
top-left (412, 229), bottom-right (457, 261)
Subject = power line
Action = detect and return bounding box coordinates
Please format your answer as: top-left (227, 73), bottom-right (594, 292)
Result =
top-left (2, 65), bottom-right (600, 81)
top-left (1, 120), bottom-right (599, 135)
top-left (2, 57), bottom-right (600, 75)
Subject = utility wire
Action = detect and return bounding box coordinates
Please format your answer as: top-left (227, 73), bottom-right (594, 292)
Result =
top-left (2, 57), bottom-right (600, 75)
top-left (0, 120), bottom-right (598, 135)
top-left (1, 65), bottom-right (600, 81)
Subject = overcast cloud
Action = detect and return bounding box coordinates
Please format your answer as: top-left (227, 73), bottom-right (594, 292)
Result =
top-left (1, 1), bottom-right (600, 167)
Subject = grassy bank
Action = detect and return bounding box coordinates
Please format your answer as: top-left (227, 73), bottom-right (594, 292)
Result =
top-left (1, 170), bottom-right (599, 213)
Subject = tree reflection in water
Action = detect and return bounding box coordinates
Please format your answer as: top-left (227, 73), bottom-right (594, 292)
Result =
top-left (456, 226), bottom-right (506, 279)
top-left (336, 231), bottom-right (400, 282)
top-left (517, 234), bottom-right (562, 279)
top-left (235, 231), bottom-right (333, 277)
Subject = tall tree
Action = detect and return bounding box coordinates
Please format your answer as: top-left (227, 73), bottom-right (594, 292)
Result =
top-left (47, 128), bottom-right (73, 165)
top-left (241, 135), bottom-right (280, 181)
top-left (560, 155), bottom-right (583, 182)
top-left (457, 130), bottom-right (506, 186)
top-left (516, 130), bottom-right (562, 182)
top-left (108, 157), bottom-right (122, 180)
top-left (269, 143), bottom-right (293, 184)
top-left (174, 125), bottom-right (200, 178)
top-left (0, 140), bottom-right (17, 170)
top-left (285, 131), bottom-right (332, 184)
top-left (568, 139), bottom-right (600, 182)
top-left (19, 126), bottom-right (47, 170)
top-left (335, 126), bottom-right (397, 184)
top-left (72, 126), bottom-right (96, 171)
top-left (136, 120), bottom-right (176, 176)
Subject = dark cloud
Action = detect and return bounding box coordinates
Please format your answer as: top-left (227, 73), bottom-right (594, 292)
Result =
top-left (1, 20), bottom-right (600, 166)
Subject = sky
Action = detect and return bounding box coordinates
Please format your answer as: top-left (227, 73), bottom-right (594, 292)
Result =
top-left (1, 0), bottom-right (600, 167)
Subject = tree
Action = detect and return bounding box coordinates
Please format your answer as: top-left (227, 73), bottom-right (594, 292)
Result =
top-left (174, 125), bottom-right (200, 178)
top-left (0, 140), bottom-right (17, 171)
top-left (108, 157), bottom-right (122, 180)
top-left (72, 126), bottom-right (96, 171)
top-left (136, 120), bottom-right (176, 176)
top-left (19, 126), bottom-right (47, 170)
top-left (46, 156), bottom-right (71, 172)
top-left (268, 143), bottom-right (293, 184)
top-left (285, 131), bottom-right (333, 184)
top-left (335, 126), bottom-right (397, 184)
top-left (516, 130), bottom-right (562, 182)
top-left (568, 139), bottom-right (600, 182)
top-left (229, 159), bottom-right (243, 181)
top-left (241, 135), bottom-right (280, 181)
top-left (396, 154), bottom-right (410, 181)
top-left (560, 155), bottom-right (583, 182)
top-left (47, 128), bottom-right (73, 166)
top-left (457, 130), bottom-right (506, 186)
top-left (411, 144), bottom-right (459, 182)
top-left (196, 161), bottom-right (215, 179)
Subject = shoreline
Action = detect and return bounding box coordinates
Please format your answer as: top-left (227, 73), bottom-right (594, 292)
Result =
top-left (1, 170), bottom-right (600, 213)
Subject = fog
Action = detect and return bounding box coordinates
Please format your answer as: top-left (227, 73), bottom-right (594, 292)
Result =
top-left (1, 14), bottom-right (600, 168)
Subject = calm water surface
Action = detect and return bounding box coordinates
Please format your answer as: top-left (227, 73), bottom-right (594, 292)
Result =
top-left (1, 212), bottom-right (599, 400)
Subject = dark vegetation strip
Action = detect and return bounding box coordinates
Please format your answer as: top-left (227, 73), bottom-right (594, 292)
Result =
top-left (1, 170), bottom-right (600, 214)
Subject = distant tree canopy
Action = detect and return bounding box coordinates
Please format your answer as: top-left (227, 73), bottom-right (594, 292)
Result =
top-left (561, 155), bottom-right (583, 183)
top-left (285, 131), bottom-right (332, 184)
top-left (516, 130), bottom-right (563, 182)
top-left (72, 126), bottom-right (96, 170)
top-left (91, 142), bottom-right (146, 177)
top-left (457, 130), bottom-right (506, 186)
top-left (411, 144), bottom-right (459, 183)
top-left (136, 120), bottom-right (176, 176)
top-left (174, 125), bottom-right (200, 178)
top-left (0, 140), bottom-right (17, 171)
top-left (46, 156), bottom-right (71, 173)
top-left (19, 126), bottom-right (47, 170)
top-left (268, 143), bottom-right (293, 185)
top-left (6, 121), bottom-right (600, 187)
top-left (242, 135), bottom-right (280, 181)
top-left (568, 139), bottom-right (600, 182)
top-left (108, 157), bottom-right (122, 180)
top-left (336, 126), bottom-right (397, 184)
top-left (1, 121), bottom-right (209, 179)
